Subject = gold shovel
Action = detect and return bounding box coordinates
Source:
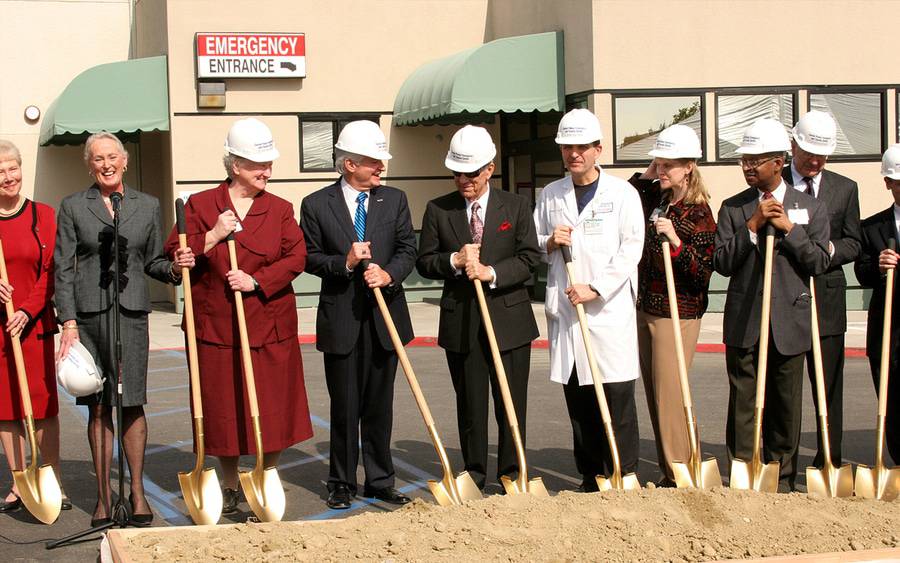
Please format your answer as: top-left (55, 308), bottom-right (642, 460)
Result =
top-left (805, 277), bottom-right (853, 497)
top-left (855, 238), bottom-right (900, 501)
top-left (473, 279), bottom-right (549, 496)
top-left (174, 199), bottom-right (223, 525)
top-left (227, 234), bottom-right (285, 521)
top-left (364, 261), bottom-right (481, 505)
top-left (559, 246), bottom-right (640, 491)
top-left (729, 225), bottom-right (780, 493)
top-left (660, 240), bottom-right (722, 489)
top-left (0, 238), bottom-right (62, 524)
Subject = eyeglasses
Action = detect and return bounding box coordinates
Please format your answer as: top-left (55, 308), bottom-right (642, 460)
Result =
top-left (739, 156), bottom-right (779, 170)
top-left (453, 165), bottom-right (486, 179)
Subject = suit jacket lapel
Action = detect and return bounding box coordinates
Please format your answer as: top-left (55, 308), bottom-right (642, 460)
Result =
top-left (86, 185), bottom-right (113, 227)
top-left (363, 187), bottom-right (383, 242)
top-left (481, 189), bottom-right (504, 253)
top-left (117, 186), bottom-right (140, 226)
top-left (816, 171), bottom-right (837, 214)
top-left (449, 192), bottom-right (472, 246)
top-left (326, 182), bottom-right (358, 243)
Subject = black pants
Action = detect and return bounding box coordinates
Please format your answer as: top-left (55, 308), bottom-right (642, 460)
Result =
top-left (804, 333), bottom-right (845, 467)
top-left (324, 316), bottom-right (398, 493)
top-left (563, 369), bottom-right (638, 489)
top-left (726, 343), bottom-right (804, 491)
top-left (868, 353), bottom-right (900, 465)
top-left (446, 337), bottom-right (531, 489)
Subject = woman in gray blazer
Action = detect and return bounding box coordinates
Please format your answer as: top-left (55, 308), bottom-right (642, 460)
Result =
top-left (54, 132), bottom-right (194, 527)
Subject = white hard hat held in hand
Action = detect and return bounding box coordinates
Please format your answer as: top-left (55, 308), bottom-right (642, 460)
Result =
top-left (224, 118), bottom-right (280, 162)
top-left (648, 124), bottom-right (702, 159)
top-left (445, 126), bottom-right (497, 172)
top-left (57, 340), bottom-right (104, 397)
top-left (792, 110), bottom-right (837, 156)
top-left (736, 118), bottom-right (791, 155)
top-left (335, 120), bottom-right (392, 161)
top-left (882, 144), bottom-right (900, 180)
top-left (555, 109), bottom-right (603, 145)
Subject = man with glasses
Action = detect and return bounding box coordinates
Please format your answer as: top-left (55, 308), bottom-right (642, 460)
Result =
top-left (714, 118), bottom-right (831, 491)
top-left (783, 110), bottom-right (861, 471)
top-left (417, 125), bottom-right (540, 491)
top-left (300, 120), bottom-right (417, 509)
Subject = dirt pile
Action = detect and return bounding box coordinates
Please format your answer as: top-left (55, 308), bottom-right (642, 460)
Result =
top-left (125, 488), bottom-right (900, 562)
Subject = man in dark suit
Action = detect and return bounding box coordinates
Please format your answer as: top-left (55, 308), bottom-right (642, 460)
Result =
top-left (854, 144), bottom-right (900, 465)
top-left (416, 126), bottom-right (540, 490)
top-left (714, 119), bottom-right (831, 491)
top-left (783, 110), bottom-right (862, 468)
top-left (299, 120), bottom-right (417, 509)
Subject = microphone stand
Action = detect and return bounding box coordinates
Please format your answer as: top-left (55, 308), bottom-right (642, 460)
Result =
top-left (48, 190), bottom-right (132, 548)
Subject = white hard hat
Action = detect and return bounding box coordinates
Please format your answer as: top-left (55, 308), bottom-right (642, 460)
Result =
top-left (881, 144), bottom-right (900, 180)
top-left (648, 124), bottom-right (702, 159)
top-left (445, 126), bottom-right (497, 173)
top-left (56, 341), bottom-right (104, 397)
top-left (224, 118), bottom-right (280, 162)
top-left (736, 118), bottom-right (791, 155)
top-left (555, 109), bottom-right (603, 145)
top-left (334, 120), bottom-right (392, 161)
top-left (792, 110), bottom-right (837, 156)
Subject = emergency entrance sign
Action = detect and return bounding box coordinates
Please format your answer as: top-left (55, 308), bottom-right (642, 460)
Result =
top-left (196, 33), bottom-right (306, 78)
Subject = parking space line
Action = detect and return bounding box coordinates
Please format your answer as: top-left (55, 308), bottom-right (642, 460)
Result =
top-left (146, 407), bottom-right (190, 419)
top-left (304, 481), bottom-right (427, 521)
top-left (147, 383), bottom-right (189, 394)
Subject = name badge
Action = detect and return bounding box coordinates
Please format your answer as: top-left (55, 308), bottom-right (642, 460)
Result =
top-left (787, 208), bottom-right (809, 225)
top-left (584, 218), bottom-right (604, 235)
top-left (596, 202), bottom-right (614, 213)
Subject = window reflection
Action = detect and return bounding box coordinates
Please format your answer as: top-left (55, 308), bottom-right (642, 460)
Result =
top-left (809, 92), bottom-right (882, 156)
top-left (717, 94), bottom-right (793, 159)
top-left (615, 96), bottom-right (703, 161)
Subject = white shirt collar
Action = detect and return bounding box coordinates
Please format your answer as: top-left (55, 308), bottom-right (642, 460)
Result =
top-left (758, 180), bottom-right (788, 203)
top-left (790, 162), bottom-right (821, 195)
top-left (340, 177), bottom-right (369, 215)
top-left (464, 185), bottom-right (490, 220)
top-left (893, 203), bottom-right (900, 232)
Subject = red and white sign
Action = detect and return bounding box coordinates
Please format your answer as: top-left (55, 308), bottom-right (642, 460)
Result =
top-left (196, 32), bottom-right (306, 78)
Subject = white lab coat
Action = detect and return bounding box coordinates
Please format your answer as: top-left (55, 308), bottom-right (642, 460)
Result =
top-left (533, 167), bottom-right (644, 386)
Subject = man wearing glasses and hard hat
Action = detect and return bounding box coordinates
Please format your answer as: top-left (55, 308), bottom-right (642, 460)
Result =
top-left (783, 110), bottom-right (862, 471)
top-left (416, 125), bottom-right (540, 492)
top-left (714, 118), bottom-right (831, 491)
top-left (300, 120), bottom-right (417, 510)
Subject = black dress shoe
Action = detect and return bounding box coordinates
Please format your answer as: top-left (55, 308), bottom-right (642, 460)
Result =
top-left (90, 517), bottom-right (112, 528)
top-left (327, 484), bottom-right (353, 510)
top-left (61, 495), bottom-right (73, 511)
top-left (575, 480), bottom-right (599, 493)
top-left (363, 487), bottom-right (411, 505)
top-left (222, 488), bottom-right (240, 514)
top-left (128, 495), bottom-right (154, 527)
top-left (0, 494), bottom-right (22, 513)
top-left (655, 477), bottom-right (676, 489)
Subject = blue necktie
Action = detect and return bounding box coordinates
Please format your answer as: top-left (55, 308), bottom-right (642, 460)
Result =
top-left (354, 192), bottom-right (367, 242)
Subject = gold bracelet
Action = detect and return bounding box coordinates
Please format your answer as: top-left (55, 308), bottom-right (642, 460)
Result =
top-left (62, 325), bottom-right (78, 331)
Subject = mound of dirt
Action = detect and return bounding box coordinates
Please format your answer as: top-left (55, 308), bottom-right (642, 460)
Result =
top-left (125, 488), bottom-right (900, 562)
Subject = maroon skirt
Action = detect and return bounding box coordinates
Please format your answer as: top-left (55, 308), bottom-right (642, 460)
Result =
top-left (192, 337), bottom-right (312, 456)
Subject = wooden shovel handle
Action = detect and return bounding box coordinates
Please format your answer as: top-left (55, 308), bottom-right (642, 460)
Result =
top-left (473, 280), bottom-right (520, 427)
top-left (0, 239), bottom-right (34, 419)
top-left (660, 240), bottom-right (692, 409)
top-left (176, 199), bottom-right (204, 419)
top-left (226, 235), bottom-right (260, 419)
top-left (754, 227), bottom-right (776, 409)
top-left (877, 238), bottom-right (896, 420)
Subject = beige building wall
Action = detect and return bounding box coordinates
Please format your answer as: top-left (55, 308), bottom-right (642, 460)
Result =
top-left (0, 0), bottom-right (133, 208)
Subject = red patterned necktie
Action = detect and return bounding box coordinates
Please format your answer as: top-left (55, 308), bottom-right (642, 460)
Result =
top-left (470, 201), bottom-right (484, 244)
top-left (803, 176), bottom-right (814, 197)
top-left (762, 191), bottom-right (773, 200)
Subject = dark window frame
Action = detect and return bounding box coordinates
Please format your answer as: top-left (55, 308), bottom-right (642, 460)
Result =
top-left (611, 91), bottom-right (707, 164)
top-left (298, 113), bottom-right (381, 172)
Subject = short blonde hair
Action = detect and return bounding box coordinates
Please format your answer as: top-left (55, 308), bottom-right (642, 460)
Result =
top-left (83, 132), bottom-right (128, 166)
top-left (0, 140), bottom-right (22, 165)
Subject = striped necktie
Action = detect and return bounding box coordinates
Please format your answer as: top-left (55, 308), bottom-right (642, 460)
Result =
top-left (354, 192), bottom-right (367, 242)
top-left (803, 176), bottom-right (815, 197)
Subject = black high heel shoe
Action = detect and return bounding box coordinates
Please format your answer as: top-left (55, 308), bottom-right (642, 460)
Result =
top-left (128, 495), bottom-right (154, 527)
top-left (0, 492), bottom-right (22, 513)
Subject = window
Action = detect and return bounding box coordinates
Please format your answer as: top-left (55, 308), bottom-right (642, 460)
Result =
top-left (808, 92), bottom-right (883, 157)
top-left (299, 115), bottom-right (380, 171)
top-left (717, 94), bottom-right (794, 160)
top-left (613, 95), bottom-right (703, 162)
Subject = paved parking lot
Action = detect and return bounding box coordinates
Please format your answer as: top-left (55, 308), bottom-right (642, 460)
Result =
top-left (1, 320), bottom-right (886, 562)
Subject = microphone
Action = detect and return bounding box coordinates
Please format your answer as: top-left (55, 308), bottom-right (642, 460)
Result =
top-left (109, 191), bottom-right (123, 213)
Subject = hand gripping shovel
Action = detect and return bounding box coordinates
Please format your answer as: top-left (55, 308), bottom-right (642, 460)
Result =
top-left (855, 238), bottom-right (900, 501)
top-left (0, 238), bottom-right (62, 524)
top-left (473, 279), bottom-right (549, 496)
top-left (363, 261), bottom-right (481, 505)
top-left (805, 276), bottom-right (853, 497)
top-left (174, 199), bottom-right (223, 525)
top-left (730, 225), bottom-right (780, 493)
top-left (227, 233), bottom-right (285, 521)
top-left (560, 246), bottom-right (640, 491)
top-left (659, 240), bottom-right (721, 489)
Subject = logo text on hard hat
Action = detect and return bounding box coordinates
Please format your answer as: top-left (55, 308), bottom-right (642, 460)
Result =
top-left (450, 150), bottom-right (474, 162)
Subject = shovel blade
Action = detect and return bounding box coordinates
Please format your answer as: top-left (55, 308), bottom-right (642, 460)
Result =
top-left (428, 471), bottom-right (483, 506)
top-left (454, 471), bottom-right (483, 502)
top-left (855, 465), bottom-right (900, 501)
top-left (672, 458), bottom-right (723, 490)
top-left (240, 466), bottom-right (285, 522)
top-left (500, 475), bottom-right (549, 497)
top-left (178, 467), bottom-right (223, 525)
top-left (595, 472), bottom-right (641, 491)
top-left (730, 459), bottom-right (779, 492)
top-left (13, 464), bottom-right (61, 525)
top-left (426, 480), bottom-right (457, 507)
top-left (854, 465), bottom-right (876, 498)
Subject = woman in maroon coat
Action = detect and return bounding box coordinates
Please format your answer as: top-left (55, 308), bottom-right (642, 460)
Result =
top-left (164, 119), bottom-right (312, 514)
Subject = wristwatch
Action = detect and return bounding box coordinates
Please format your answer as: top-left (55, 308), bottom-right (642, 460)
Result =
top-left (251, 276), bottom-right (260, 292)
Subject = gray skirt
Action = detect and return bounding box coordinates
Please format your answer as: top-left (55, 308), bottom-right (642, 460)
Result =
top-left (75, 307), bottom-right (149, 407)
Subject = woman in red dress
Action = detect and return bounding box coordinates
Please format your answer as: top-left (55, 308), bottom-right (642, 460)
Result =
top-left (164, 119), bottom-right (312, 514)
top-left (0, 140), bottom-right (68, 512)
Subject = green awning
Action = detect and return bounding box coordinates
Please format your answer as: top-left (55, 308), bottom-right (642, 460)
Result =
top-left (393, 31), bottom-right (564, 126)
top-left (40, 56), bottom-right (169, 146)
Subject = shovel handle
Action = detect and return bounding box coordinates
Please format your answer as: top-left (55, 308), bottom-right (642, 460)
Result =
top-left (227, 234), bottom-right (260, 419)
top-left (176, 199), bottom-right (204, 421)
top-left (0, 239), bottom-right (35, 420)
top-left (874, 238), bottom-right (896, 469)
top-left (661, 241), bottom-right (692, 409)
top-left (808, 276), bottom-right (835, 467)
